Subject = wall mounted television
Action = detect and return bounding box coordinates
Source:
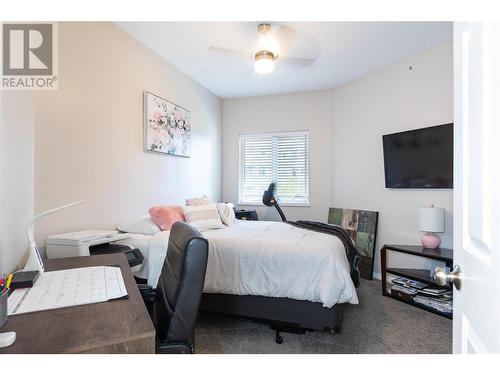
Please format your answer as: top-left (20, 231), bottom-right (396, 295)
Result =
top-left (383, 123), bottom-right (453, 189)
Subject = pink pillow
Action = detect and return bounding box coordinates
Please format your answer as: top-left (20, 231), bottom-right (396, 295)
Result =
top-left (149, 205), bottom-right (185, 231)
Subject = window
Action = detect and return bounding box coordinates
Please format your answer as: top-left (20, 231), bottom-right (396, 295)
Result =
top-left (239, 131), bottom-right (310, 205)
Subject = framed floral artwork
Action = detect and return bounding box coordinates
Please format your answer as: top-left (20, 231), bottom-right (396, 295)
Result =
top-left (143, 91), bottom-right (191, 157)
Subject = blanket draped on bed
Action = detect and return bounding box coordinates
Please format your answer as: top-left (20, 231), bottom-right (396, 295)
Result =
top-left (286, 220), bottom-right (361, 287)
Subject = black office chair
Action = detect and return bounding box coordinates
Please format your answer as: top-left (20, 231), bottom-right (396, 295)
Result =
top-left (139, 221), bottom-right (209, 354)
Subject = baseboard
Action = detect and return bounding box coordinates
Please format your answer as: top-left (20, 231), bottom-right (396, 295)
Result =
top-left (372, 271), bottom-right (382, 280)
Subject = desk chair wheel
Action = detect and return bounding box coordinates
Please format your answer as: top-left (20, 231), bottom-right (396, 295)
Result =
top-left (329, 327), bottom-right (340, 334)
top-left (275, 331), bottom-right (284, 344)
top-left (271, 324), bottom-right (305, 344)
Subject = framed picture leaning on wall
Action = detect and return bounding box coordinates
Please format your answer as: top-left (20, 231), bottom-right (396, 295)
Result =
top-left (328, 207), bottom-right (379, 280)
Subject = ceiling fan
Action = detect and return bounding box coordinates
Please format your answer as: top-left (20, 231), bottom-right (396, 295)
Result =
top-left (209, 23), bottom-right (318, 74)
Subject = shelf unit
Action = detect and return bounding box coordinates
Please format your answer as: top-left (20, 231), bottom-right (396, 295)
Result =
top-left (381, 244), bottom-right (453, 320)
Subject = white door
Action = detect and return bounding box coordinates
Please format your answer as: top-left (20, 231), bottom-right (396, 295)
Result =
top-left (452, 22), bottom-right (500, 353)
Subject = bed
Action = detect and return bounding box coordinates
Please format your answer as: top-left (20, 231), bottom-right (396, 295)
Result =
top-left (119, 220), bottom-right (359, 339)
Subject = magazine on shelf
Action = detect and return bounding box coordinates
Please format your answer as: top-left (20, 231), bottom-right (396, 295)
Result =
top-left (413, 294), bottom-right (453, 314)
top-left (392, 276), bottom-right (429, 290)
top-left (390, 283), bottom-right (418, 295)
top-left (419, 287), bottom-right (450, 296)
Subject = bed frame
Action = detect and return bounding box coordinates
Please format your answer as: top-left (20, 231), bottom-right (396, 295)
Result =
top-left (200, 293), bottom-right (343, 344)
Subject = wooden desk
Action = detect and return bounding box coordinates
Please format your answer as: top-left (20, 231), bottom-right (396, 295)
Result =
top-left (0, 254), bottom-right (155, 353)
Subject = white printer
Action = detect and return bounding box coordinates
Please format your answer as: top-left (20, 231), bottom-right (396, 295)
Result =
top-left (46, 230), bottom-right (131, 258)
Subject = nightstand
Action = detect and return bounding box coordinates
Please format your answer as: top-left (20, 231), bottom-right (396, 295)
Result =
top-left (381, 244), bottom-right (453, 319)
top-left (235, 209), bottom-right (258, 221)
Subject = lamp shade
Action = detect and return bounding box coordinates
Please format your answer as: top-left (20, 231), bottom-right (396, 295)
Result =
top-left (254, 51), bottom-right (275, 74)
top-left (419, 206), bottom-right (445, 233)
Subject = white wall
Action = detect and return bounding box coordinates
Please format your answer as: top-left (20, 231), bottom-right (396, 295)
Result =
top-left (222, 90), bottom-right (332, 221)
top-left (0, 92), bottom-right (35, 273)
top-left (222, 42), bottom-right (453, 276)
top-left (34, 22), bottom-right (222, 244)
top-left (331, 42), bottom-right (453, 276)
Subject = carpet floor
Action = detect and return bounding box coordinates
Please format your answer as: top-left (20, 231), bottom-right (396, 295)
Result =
top-left (195, 279), bottom-right (452, 354)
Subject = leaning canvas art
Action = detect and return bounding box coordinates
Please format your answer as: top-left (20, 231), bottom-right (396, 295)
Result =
top-left (328, 207), bottom-right (379, 280)
top-left (144, 91), bottom-right (191, 157)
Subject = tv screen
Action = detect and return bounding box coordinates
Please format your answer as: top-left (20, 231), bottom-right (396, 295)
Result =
top-left (383, 124), bottom-right (453, 188)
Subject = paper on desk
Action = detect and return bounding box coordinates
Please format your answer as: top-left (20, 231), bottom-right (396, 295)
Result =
top-left (8, 266), bottom-right (127, 316)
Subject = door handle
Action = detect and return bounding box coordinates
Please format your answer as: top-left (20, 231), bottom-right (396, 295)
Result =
top-left (433, 265), bottom-right (462, 290)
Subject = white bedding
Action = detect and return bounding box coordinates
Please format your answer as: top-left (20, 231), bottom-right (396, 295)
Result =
top-left (116, 230), bottom-right (170, 285)
top-left (121, 220), bottom-right (358, 308)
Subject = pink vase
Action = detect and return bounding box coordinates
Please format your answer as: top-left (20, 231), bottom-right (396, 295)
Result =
top-left (421, 232), bottom-right (441, 249)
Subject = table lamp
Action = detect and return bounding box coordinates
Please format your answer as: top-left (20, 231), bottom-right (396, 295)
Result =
top-left (419, 205), bottom-right (445, 249)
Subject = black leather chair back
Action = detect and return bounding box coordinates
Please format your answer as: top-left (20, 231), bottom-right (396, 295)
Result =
top-left (153, 221), bottom-right (209, 353)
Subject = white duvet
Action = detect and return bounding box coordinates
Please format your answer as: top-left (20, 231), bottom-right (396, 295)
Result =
top-left (124, 220), bottom-right (358, 308)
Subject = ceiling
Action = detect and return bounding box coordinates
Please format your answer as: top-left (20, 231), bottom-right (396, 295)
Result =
top-left (117, 22), bottom-right (452, 99)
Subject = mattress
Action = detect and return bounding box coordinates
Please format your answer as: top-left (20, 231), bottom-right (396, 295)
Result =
top-left (120, 220), bottom-right (358, 308)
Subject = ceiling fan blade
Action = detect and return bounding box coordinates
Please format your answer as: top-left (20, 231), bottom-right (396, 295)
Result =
top-left (279, 55), bottom-right (316, 66)
top-left (276, 25), bottom-right (298, 47)
top-left (209, 46), bottom-right (252, 57)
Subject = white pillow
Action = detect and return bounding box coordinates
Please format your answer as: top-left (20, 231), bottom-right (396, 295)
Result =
top-left (117, 215), bottom-right (160, 235)
top-left (186, 195), bottom-right (212, 206)
top-left (216, 202), bottom-right (236, 226)
top-left (182, 203), bottom-right (225, 231)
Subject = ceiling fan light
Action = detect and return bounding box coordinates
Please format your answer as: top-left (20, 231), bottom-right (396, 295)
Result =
top-left (254, 51), bottom-right (275, 74)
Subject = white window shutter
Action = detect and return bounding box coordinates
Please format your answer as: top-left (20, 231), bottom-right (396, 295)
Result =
top-left (239, 131), bottom-right (309, 205)
top-left (239, 136), bottom-right (273, 204)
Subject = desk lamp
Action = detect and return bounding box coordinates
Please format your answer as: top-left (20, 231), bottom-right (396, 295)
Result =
top-left (262, 183), bottom-right (287, 222)
top-left (25, 200), bottom-right (85, 273)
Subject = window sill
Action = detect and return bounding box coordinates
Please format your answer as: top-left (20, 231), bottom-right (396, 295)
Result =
top-left (237, 202), bottom-right (311, 208)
